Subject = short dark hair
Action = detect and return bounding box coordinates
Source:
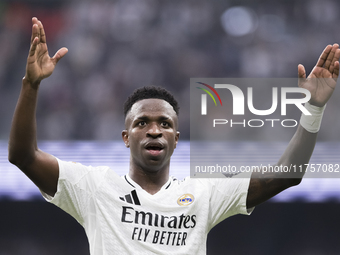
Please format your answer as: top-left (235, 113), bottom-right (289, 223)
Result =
top-left (124, 86), bottom-right (180, 117)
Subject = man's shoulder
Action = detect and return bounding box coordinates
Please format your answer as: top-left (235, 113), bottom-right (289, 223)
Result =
top-left (171, 174), bottom-right (250, 189)
top-left (57, 158), bottom-right (123, 184)
top-left (169, 176), bottom-right (214, 190)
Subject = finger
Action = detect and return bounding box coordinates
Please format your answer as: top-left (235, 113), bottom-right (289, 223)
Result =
top-left (332, 61), bottom-right (339, 79)
top-left (329, 46), bottom-right (340, 74)
top-left (38, 20), bottom-right (47, 44)
top-left (51, 47), bottom-right (68, 64)
top-left (28, 37), bottom-right (39, 57)
top-left (298, 64), bottom-right (306, 78)
top-left (30, 17), bottom-right (39, 43)
top-left (31, 23), bottom-right (39, 45)
top-left (316, 45), bottom-right (332, 67)
top-left (324, 44), bottom-right (339, 70)
top-left (298, 64), bottom-right (306, 88)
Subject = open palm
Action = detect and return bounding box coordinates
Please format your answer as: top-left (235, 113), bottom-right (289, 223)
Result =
top-left (298, 44), bottom-right (340, 107)
top-left (25, 17), bottom-right (68, 88)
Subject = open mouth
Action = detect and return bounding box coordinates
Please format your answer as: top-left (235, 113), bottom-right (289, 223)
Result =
top-left (145, 142), bottom-right (164, 156)
top-left (146, 146), bottom-right (163, 151)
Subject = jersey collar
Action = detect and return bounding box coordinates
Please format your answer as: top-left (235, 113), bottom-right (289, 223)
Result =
top-left (124, 174), bottom-right (172, 191)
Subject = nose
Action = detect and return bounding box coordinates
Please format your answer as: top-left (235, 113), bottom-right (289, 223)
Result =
top-left (146, 123), bottom-right (162, 138)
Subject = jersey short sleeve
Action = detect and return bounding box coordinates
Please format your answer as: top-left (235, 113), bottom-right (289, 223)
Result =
top-left (202, 173), bottom-right (253, 230)
top-left (41, 158), bottom-right (110, 225)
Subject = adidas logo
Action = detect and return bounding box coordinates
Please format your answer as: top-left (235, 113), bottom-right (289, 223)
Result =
top-left (119, 190), bottom-right (141, 206)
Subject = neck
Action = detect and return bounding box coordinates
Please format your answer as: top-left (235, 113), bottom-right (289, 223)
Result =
top-left (129, 164), bottom-right (170, 195)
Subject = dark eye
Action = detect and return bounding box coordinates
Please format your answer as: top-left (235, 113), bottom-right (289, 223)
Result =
top-left (138, 121), bottom-right (146, 126)
top-left (161, 121), bottom-right (169, 127)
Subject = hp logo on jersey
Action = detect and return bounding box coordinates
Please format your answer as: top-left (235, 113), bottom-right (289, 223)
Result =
top-left (177, 194), bottom-right (195, 206)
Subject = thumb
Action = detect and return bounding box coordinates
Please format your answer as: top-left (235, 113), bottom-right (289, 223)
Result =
top-left (298, 64), bottom-right (306, 79)
top-left (298, 64), bottom-right (306, 88)
top-left (52, 47), bottom-right (68, 64)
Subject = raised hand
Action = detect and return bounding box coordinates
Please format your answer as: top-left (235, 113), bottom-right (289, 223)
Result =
top-left (25, 17), bottom-right (68, 88)
top-left (298, 44), bottom-right (340, 107)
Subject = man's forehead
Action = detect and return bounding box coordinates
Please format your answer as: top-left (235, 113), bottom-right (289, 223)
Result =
top-left (129, 98), bottom-right (176, 116)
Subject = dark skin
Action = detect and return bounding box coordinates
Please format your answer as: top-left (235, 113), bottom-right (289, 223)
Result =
top-left (8, 18), bottom-right (340, 209)
top-left (8, 17), bottom-right (67, 196)
top-left (247, 43), bottom-right (340, 208)
top-left (122, 99), bottom-right (180, 194)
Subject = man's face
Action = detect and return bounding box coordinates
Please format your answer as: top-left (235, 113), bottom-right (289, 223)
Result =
top-left (122, 98), bottom-right (180, 172)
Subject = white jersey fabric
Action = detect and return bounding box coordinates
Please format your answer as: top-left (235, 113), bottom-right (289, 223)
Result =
top-left (41, 158), bottom-right (253, 255)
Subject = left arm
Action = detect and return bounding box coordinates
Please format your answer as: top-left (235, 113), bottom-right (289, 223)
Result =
top-left (247, 43), bottom-right (340, 209)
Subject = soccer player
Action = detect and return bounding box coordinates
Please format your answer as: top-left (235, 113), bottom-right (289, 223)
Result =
top-left (8, 17), bottom-right (340, 254)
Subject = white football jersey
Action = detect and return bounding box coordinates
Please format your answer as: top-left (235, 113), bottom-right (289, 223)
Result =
top-left (41, 158), bottom-right (253, 255)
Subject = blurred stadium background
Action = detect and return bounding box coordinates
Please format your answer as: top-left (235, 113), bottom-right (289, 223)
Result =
top-left (1, 0), bottom-right (340, 254)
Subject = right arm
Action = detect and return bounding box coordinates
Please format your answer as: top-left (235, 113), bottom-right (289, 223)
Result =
top-left (8, 17), bottom-right (68, 197)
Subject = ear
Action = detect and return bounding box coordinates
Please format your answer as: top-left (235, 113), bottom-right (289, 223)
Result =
top-left (122, 130), bottom-right (130, 148)
top-left (174, 131), bottom-right (180, 149)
